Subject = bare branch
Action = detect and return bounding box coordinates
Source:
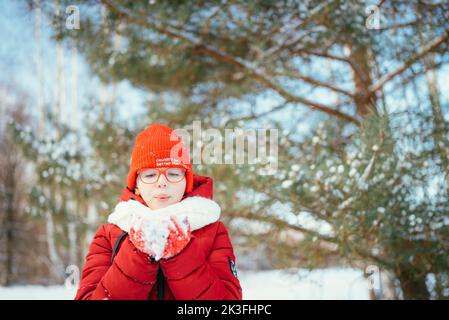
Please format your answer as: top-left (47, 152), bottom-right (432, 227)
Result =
top-left (224, 101), bottom-right (291, 126)
top-left (370, 30), bottom-right (449, 94)
top-left (275, 70), bottom-right (355, 98)
top-left (299, 48), bottom-right (351, 64)
top-left (386, 57), bottom-right (449, 95)
top-left (377, 20), bottom-right (420, 32)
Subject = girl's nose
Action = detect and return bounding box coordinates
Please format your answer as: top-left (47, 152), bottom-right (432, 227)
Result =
top-left (156, 173), bottom-right (168, 188)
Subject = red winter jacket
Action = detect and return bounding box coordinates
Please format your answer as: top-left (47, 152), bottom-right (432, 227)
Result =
top-left (75, 174), bottom-right (242, 300)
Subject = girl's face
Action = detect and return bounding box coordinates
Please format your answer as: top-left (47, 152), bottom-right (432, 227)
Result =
top-left (135, 167), bottom-right (187, 210)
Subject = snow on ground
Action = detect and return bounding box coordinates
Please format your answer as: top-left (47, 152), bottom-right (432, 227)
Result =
top-left (239, 268), bottom-right (369, 300)
top-left (0, 285), bottom-right (77, 300)
top-left (0, 268), bottom-right (369, 300)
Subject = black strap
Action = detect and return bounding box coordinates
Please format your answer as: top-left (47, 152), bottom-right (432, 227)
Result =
top-left (111, 231), bottom-right (128, 264)
top-left (111, 230), bottom-right (165, 300)
top-left (157, 265), bottom-right (165, 300)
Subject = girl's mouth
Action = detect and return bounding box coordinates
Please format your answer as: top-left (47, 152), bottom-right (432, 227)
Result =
top-left (154, 194), bottom-right (171, 201)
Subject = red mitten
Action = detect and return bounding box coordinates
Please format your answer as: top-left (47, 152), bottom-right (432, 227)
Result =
top-left (161, 216), bottom-right (192, 259)
top-left (129, 227), bottom-right (158, 258)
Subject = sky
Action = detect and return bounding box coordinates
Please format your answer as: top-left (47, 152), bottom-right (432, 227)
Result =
top-left (0, 1), bottom-right (148, 133)
top-left (3, 1), bottom-right (447, 137)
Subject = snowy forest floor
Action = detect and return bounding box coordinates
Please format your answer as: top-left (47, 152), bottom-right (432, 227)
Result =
top-left (0, 268), bottom-right (369, 300)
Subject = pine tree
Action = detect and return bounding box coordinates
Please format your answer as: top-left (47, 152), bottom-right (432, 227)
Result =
top-left (41, 0), bottom-right (449, 298)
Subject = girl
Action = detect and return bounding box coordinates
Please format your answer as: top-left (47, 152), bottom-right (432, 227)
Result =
top-left (75, 124), bottom-right (242, 300)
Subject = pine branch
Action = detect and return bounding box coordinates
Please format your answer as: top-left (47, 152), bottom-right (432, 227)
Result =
top-left (235, 207), bottom-right (393, 269)
top-left (237, 208), bottom-right (338, 244)
top-left (192, 44), bottom-right (360, 124)
top-left (100, 0), bottom-right (360, 125)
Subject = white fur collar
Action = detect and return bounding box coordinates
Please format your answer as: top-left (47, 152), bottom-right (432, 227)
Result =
top-left (107, 196), bottom-right (221, 232)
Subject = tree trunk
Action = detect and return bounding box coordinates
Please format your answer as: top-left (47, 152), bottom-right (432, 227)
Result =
top-left (396, 267), bottom-right (430, 300)
top-left (68, 221), bottom-right (77, 266)
top-left (54, 0), bottom-right (65, 124)
top-left (45, 210), bottom-right (64, 282)
top-left (0, 133), bottom-right (20, 286)
top-left (348, 44), bottom-right (378, 117)
top-left (416, 14), bottom-right (449, 171)
top-left (2, 159), bottom-right (16, 286)
top-left (422, 54), bottom-right (448, 170)
top-left (66, 197), bottom-right (78, 266)
top-left (34, 0), bottom-right (46, 136)
top-left (70, 41), bottom-right (78, 131)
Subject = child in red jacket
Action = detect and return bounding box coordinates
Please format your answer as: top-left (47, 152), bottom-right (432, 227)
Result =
top-left (75, 124), bottom-right (242, 300)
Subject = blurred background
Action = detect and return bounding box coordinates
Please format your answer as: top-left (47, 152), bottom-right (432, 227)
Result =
top-left (0, 0), bottom-right (448, 300)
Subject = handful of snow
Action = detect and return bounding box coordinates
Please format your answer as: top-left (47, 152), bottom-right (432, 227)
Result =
top-left (129, 215), bottom-right (191, 261)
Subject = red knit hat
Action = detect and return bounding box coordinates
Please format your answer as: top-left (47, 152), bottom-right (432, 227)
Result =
top-left (126, 124), bottom-right (193, 194)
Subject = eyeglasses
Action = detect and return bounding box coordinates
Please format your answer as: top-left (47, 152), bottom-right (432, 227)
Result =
top-left (138, 168), bottom-right (186, 184)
